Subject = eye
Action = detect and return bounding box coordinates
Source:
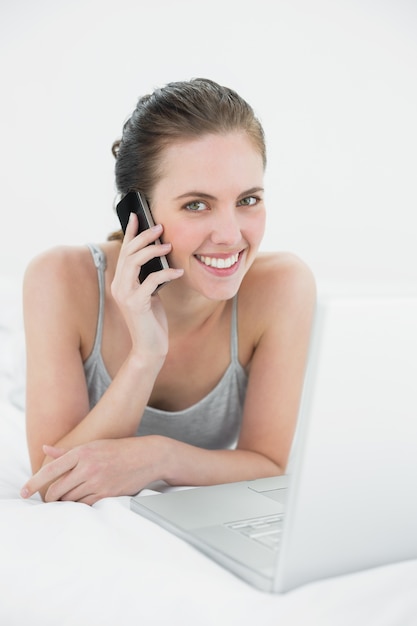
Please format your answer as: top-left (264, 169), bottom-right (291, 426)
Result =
top-left (184, 200), bottom-right (208, 212)
top-left (237, 196), bottom-right (258, 207)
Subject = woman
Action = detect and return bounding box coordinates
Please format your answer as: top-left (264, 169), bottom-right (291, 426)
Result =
top-left (21, 78), bottom-right (316, 505)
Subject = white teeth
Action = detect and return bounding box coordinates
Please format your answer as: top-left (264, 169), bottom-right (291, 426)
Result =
top-left (196, 253), bottom-right (239, 269)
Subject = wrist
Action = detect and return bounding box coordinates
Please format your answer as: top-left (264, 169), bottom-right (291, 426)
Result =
top-left (125, 348), bottom-right (165, 379)
top-left (149, 435), bottom-right (177, 484)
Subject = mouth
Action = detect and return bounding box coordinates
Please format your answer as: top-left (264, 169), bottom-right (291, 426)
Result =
top-left (194, 252), bottom-right (240, 270)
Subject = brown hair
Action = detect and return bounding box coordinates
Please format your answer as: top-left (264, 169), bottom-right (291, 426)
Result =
top-left (109, 78), bottom-right (266, 241)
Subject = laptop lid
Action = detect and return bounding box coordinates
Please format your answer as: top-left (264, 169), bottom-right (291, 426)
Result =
top-left (274, 295), bottom-right (417, 592)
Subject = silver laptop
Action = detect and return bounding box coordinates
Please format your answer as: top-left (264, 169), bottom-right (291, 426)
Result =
top-left (131, 295), bottom-right (417, 592)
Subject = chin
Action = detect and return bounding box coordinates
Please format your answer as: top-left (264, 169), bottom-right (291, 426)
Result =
top-left (193, 277), bottom-right (243, 302)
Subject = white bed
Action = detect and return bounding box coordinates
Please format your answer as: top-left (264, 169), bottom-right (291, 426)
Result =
top-left (1, 275), bottom-right (416, 626)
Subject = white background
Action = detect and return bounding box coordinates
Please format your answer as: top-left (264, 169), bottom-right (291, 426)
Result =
top-left (1, 0), bottom-right (416, 293)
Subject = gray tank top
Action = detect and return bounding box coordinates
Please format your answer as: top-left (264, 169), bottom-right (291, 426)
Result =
top-left (83, 244), bottom-right (248, 450)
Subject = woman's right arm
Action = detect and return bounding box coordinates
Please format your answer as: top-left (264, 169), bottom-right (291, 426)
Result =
top-left (24, 217), bottom-right (182, 476)
top-left (23, 245), bottom-right (161, 477)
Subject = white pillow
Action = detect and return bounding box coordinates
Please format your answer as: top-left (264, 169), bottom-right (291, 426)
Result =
top-left (0, 276), bottom-right (25, 409)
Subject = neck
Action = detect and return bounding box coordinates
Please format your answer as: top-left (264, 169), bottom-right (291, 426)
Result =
top-left (158, 281), bottom-right (228, 335)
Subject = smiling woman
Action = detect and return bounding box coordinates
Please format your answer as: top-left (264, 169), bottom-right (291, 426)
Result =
top-left (149, 131), bottom-right (266, 301)
top-left (21, 78), bottom-right (316, 505)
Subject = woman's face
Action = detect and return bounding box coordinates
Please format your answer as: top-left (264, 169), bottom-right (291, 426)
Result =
top-left (150, 132), bottom-right (266, 301)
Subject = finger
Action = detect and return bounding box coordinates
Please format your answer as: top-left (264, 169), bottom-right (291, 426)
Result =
top-left (122, 211), bottom-right (139, 244)
top-left (20, 450), bottom-right (79, 499)
top-left (43, 468), bottom-right (86, 502)
top-left (78, 494), bottom-right (101, 506)
top-left (121, 245), bottom-right (177, 293)
top-left (122, 219), bottom-right (163, 252)
top-left (141, 267), bottom-right (184, 295)
top-left (45, 477), bottom-right (92, 503)
top-left (123, 239), bottom-right (171, 275)
top-left (43, 444), bottom-right (67, 459)
top-left (136, 241), bottom-right (172, 266)
top-left (115, 240), bottom-right (172, 294)
top-left (58, 483), bottom-right (92, 502)
top-left (59, 482), bottom-right (103, 505)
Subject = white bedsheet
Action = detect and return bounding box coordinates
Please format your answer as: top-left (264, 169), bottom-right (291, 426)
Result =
top-left (1, 279), bottom-right (417, 626)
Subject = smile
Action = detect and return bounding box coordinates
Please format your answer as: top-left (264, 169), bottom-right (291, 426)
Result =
top-left (195, 253), bottom-right (240, 269)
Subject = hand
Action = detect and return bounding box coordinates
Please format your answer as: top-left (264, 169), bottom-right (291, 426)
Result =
top-left (20, 437), bottom-right (165, 505)
top-left (112, 214), bottom-right (183, 361)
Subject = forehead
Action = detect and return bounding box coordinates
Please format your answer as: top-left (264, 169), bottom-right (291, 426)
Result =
top-left (156, 132), bottom-right (264, 192)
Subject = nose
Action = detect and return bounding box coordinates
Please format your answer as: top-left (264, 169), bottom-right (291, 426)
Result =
top-left (210, 207), bottom-right (242, 246)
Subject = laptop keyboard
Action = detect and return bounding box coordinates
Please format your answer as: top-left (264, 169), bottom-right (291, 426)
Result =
top-left (225, 514), bottom-right (284, 551)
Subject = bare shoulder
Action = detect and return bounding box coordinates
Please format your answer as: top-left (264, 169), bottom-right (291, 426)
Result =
top-left (23, 244), bottom-right (106, 346)
top-left (240, 252), bottom-right (316, 330)
top-left (24, 245), bottom-right (98, 306)
top-left (249, 251), bottom-right (315, 288)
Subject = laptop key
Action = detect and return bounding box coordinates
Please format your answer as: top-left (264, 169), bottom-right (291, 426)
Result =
top-left (225, 514), bottom-right (284, 551)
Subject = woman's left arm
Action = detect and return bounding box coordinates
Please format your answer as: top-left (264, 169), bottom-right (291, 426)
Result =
top-left (236, 254), bottom-right (317, 472)
top-left (163, 253), bottom-right (317, 485)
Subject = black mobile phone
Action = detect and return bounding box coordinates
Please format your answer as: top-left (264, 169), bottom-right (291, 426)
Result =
top-left (116, 191), bottom-right (170, 289)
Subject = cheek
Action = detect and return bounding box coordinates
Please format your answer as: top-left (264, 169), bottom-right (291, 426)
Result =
top-left (162, 221), bottom-right (197, 262)
top-left (246, 211), bottom-right (266, 245)
top-left (163, 222), bottom-right (185, 245)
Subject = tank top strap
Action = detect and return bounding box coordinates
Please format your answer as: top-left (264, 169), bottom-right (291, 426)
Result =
top-left (86, 244), bottom-right (107, 359)
top-left (230, 294), bottom-right (240, 364)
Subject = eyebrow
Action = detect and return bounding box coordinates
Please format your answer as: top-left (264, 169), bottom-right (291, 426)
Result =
top-left (174, 187), bottom-right (265, 201)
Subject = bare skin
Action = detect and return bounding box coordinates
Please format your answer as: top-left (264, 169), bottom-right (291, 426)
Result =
top-left (21, 132), bottom-right (316, 505)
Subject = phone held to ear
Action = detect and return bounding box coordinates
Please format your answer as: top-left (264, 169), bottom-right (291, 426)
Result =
top-left (116, 191), bottom-right (170, 291)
